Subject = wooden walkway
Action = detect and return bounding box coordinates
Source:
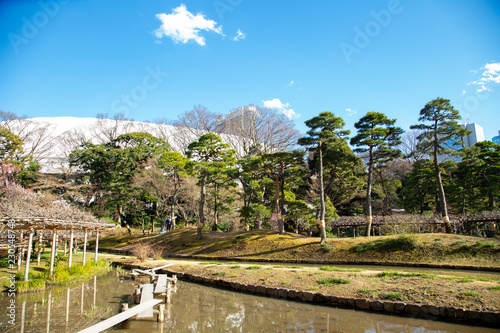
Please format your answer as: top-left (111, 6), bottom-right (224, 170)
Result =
top-left (136, 284), bottom-right (155, 319)
top-left (77, 299), bottom-right (162, 333)
top-left (78, 265), bottom-right (178, 332)
top-left (154, 274), bottom-right (168, 294)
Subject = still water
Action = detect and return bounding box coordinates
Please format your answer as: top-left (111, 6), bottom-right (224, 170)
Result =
top-left (0, 270), bottom-right (497, 333)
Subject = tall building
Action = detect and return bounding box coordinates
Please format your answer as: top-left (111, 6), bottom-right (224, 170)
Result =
top-left (493, 130), bottom-right (500, 145)
top-left (439, 123), bottom-right (484, 161)
top-left (460, 123), bottom-right (484, 147)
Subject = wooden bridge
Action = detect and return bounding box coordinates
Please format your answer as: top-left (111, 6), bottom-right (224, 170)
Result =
top-left (77, 264), bottom-right (177, 333)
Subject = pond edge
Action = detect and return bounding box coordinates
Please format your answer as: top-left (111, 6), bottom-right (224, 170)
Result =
top-left (112, 261), bottom-right (500, 328)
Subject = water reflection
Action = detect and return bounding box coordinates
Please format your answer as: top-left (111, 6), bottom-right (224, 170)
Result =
top-left (0, 271), bottom-right (497, 333)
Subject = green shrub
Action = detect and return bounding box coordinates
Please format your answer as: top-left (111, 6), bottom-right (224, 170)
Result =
top-left (0, 256), bottom-right (10, 268)
top-left (317, 277), bottom-right (350, 285)
top-left (358, 288), bottom-right (376, 295)
top-left (353, 234), bottom-right (417, 253)
top-left (245, 266), bottom-right (261, 270)
top-left (54, 253), bottom-right (68, 267)
top-left (321, 243), bottom-right (334, 252)
top-left (381, 292), bottom-right (402, 300)
top-left (377, 271), bottom-right (435, 279)
top-left (319, 266), bottom-right (362, 272)
top-left (16, 278), bottom-right (45, 293)
top-left (218, 221), bottom-right (234, 232)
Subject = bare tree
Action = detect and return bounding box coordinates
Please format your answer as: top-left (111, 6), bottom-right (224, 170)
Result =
top-left (399, 130), bottom-right (427, 162)
top-left (1, 111), bottom-right (57, 163)
top-left (92, 113), bottom-right (135, 143)
top-left (223, 105), bottom-right (301, 158)
top-left (169, 105), bottom-right (226, 153)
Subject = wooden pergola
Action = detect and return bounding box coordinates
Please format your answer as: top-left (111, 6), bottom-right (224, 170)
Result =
top-left (0, 217), bottom-right (115, 281)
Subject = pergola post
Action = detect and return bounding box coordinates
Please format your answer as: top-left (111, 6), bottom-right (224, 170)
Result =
top-left (94, 229), bottom-right (99, 262)
top-left (49, 229), bottom-right (57, 276)
top-left (36, 233), bottom-right (43, 266)
top-left (23, 229), bottom-right (34, 282)
top-left (82, 229), bottom-right (88, 265)
top-left (68, 229), bottom-right (74, 268)
top-left (17, 231), bottom-right (24, 270)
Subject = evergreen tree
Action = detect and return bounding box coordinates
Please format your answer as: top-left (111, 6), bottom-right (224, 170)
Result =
top-left (350, 112), bottom-right (403, 236)
top-left (410, 98), bottom-right (470, 232)
top-left (298, 112), bottom-right (349, 243)
top-left (186, 133), bottom-right (236, 240)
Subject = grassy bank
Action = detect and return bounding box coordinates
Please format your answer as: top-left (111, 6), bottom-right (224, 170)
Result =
top-left (1, 251), bottom-right (112, 293)
top-left (147, 260), bottom-right (500, 312)
top-left (14, 260), bottom-right (110, 292)
top-left (96, 227), bottom-right (500, 268)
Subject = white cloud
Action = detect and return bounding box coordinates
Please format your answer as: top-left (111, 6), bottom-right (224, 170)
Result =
top-left (263, 98), bottom-right (288, 109)
top-left (154, 4), bottom-right (223, 46)
top-left (263, 98), bottom-right (300, 119)
top-left (468, 62), bottom-right (500, 92)
top-left (462, 90), bottom-right (466, 95)
top-left (345, 108), bottom-right (357, 116)
top-left (233, 29), bottom-right (245, 41)
top-left (482, 63), bottom-right (500, 83)
top-left (288, 80), bottom-right (294, 87)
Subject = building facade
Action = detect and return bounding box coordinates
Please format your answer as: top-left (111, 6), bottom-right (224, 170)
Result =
top-left (492, 130), bottom-right (500, 145)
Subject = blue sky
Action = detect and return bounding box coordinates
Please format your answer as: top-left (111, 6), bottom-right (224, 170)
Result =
top-left (1, 0), bottom-right (499, 140)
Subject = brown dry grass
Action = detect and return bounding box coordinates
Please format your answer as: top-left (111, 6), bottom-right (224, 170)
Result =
top-left (98, 227), bottom-right (500, 268)
top-left (169, 262), bottom-right (500, 311)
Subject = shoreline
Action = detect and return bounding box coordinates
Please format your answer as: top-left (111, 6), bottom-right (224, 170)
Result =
top-left (111, 259), bottom-right (500, 328)
top-left (95, 247), bottom-right (500, 272)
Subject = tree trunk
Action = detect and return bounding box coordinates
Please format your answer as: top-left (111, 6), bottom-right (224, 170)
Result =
top-left (212, 184), bottom-right (218, 231)
top-left (275, 176), bottom-right (285, 234)
top-left (198, 171), bottom-right (208, 240)
top-left (481, 173), bottom-right (494, 208)
top-left (365, 148), bottom-right (373, 237)
top-left (170, 174), bottom-right (180, 229)
top-left (319, 144), bottom-right (327, 244)
top-left (433, 129), bottom-right (452, 233)
top-left (116, 204), bottom-right (123, 225)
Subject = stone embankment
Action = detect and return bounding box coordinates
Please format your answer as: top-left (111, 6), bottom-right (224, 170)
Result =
top-left (114, 261), bottom-right (500, 328)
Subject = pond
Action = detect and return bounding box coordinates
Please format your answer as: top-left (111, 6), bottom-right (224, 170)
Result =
top-left (0, 270), bottom-right (498, 332)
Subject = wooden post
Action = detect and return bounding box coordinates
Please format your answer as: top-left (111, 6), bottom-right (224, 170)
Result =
top-left (49, 229), bottom-right (57, 276)
top-left (158, 303), bottom-right (165, 322)
top-left (37, 233), bottom-right (43, 266)
top-left (94, 229), bottom-right (99, 262)
top-left (83, 229), bottom-right (88, 265)
top-left (23, 229), bottom-right (34, 282)
top-left (166, 281), bottom-right (171, 304)
top-left (17, 231), bottom-right (24, 270)
top-left (64, 240), bottom-right (67, 256)
top-left (68, 229), bottom-right (74, 268)
top-left (65, 287), bottom-right (70, 324)
top-left (21, 301), bottom-right (26, 333)
top-left (46, 292), bottom-right (52, 333)
top-left (134, 288), bottom-right (141, 304)
top-left (93, 275), bottom-right (97, 306)
top-left (81, 282), bottom-right (85, 314)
